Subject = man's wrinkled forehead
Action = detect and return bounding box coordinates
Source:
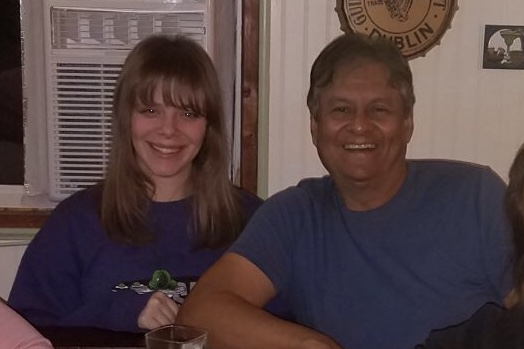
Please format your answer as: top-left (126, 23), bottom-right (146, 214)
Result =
top-left (334, 57), bottom-right (391, 78)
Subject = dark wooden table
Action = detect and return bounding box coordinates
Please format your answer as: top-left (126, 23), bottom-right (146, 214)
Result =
top-left (37, 326), bottom-right (146, 348)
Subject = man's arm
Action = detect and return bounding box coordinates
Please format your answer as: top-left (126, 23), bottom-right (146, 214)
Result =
top-left (176, 252), bottom-right (342, 349)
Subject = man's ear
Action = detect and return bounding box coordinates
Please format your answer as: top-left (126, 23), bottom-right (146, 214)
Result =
top-left (310, 114), bottom-right (318, 147)
top-left (404, 111), bottom-right (414, 144)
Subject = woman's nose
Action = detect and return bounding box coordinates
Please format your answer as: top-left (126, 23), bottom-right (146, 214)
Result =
top-left (159, 113), bottom-right (178, 135)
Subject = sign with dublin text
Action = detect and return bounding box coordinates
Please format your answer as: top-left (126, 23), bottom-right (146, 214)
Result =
top-left (336, 0), bottom-right (458, 59)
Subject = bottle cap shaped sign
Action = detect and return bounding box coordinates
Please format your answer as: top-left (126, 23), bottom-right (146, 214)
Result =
top-left (336, 0), bottom-right (459, 59)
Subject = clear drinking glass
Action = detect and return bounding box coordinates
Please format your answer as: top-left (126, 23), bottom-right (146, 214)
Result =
top-left (145, 324), bottom-right (208, 349)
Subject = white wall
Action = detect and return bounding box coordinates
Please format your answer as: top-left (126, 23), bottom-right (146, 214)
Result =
top-left (261, 0), bottom-right (524, 196)
top-left (0, 242), bottom-right (28, 300)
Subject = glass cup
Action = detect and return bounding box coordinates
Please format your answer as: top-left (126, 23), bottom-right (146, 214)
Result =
top-left (145, 324), bottom-right (208, 349)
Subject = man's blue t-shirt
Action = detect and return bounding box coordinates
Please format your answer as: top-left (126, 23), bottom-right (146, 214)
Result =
top-left (230, 160), bottom-right (513, 349)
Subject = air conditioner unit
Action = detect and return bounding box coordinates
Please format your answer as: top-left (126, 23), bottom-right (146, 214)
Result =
top-left (42, 0), bottom-right (213, 201)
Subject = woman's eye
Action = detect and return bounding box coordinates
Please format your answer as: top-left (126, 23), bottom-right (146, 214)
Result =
top-left (183, 110), bottom-right (200, 118)
top-left (138, 108), bottom-right (156, 115)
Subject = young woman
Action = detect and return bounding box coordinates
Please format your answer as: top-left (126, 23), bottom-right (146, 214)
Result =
top-left (8, 35), bottom-right (267, 332)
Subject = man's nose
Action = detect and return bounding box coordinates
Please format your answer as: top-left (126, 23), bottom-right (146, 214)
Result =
top-left (348, 110), bottom-right (371, 133)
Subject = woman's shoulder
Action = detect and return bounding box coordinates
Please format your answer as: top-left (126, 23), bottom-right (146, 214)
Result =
top-left (234, 186), bottom-right (264, 208)
top-left (493, 303), bottom-right (524, 347)
top-left (29, 186), bottom-right (105, 253)
top-left (44, 185), bottom-right (101, 227)
top-left (419, 302), bottom-right (524, 349)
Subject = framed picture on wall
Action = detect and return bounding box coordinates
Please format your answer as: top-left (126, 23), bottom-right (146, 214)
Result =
top-left (483, 25), bottom-right (524, 70)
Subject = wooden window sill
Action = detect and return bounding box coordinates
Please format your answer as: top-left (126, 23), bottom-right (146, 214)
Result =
top-left (0, 208), bottom-right (51, 228)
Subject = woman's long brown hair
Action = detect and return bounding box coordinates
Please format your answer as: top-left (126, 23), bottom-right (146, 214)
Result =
top-left (100, 35), bottom-right (246, 248)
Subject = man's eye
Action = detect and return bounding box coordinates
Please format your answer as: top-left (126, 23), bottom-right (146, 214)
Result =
top-left (333, 106), bottom-right (349, 113)
top-left (372, 106), bottom-right (390, 114)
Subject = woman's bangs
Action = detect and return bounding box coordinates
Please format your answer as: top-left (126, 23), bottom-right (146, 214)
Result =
top-left (163, 77), bottom-right (206, 116)
top-left (131, 65), bottom-right (208, 116)
top-left (133, 74), bottom-right (161, 107)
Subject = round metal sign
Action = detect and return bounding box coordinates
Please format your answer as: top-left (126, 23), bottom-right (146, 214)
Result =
top-left (336, 0), bottom-right (459, 59)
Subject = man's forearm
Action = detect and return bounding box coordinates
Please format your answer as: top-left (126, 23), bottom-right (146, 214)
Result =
top-left (177, 292), bottom-right (341, 349)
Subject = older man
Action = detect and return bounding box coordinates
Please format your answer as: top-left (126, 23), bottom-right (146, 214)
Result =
top-left (177, 33), bottom-right (513, 349)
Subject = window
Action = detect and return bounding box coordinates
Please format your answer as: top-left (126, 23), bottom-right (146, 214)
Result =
top-left (0, 0), bottom-right (23, 186)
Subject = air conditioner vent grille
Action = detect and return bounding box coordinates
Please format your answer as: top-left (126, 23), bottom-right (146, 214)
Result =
top-left (48, 62), bottom-right (120, 197)
top-left (51, 7), bottom-right (205, 49)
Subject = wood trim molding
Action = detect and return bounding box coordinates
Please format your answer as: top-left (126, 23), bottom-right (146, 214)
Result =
top-left (0, 208), bottom-right (50, 228)
top-left (239, 0), bottom-right (259, 195)
top-left (1, 0), bottom-right (260, 228)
